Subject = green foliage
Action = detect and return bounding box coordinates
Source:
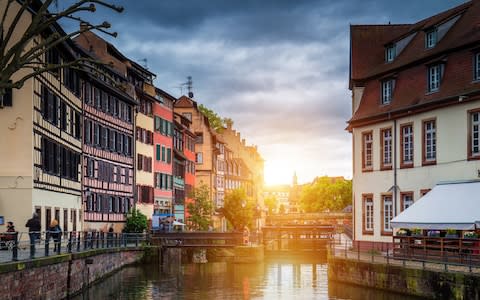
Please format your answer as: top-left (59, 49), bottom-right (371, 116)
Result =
top-left (125, 208), bottom-right (148, 233)
top-left (446, 228), bottom-right (458, 235)
top-left (222, 189), bottom-right (255, 231)
top-left (278, 204), bottom-right (286, 214)
top-left (198, 104), bottom-right (232, 133)
top-left (264, 195), bottom-right (278, 215)
top-left (187, 184), bottom-right (214, 231)
top-left (299, 176), bottom-right (352, 213)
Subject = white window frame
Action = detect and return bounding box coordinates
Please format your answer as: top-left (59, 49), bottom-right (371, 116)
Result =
top-left (402, 194), bottom-right (413, 211)
top-left (428, 64), bottom-right (442, 92)
top-left (365, 198), bottom-right (374, 231)
top-left (426, 29), bottom-right (437, 48)
top-left (472, 112), bottom-right (480, 156)
top-left (402, 125), bottom-right (414, 163)
top-left (385, 45), bottom-right (395, 62)
top-left (382, 128), bottom-right (392, 166)
top-left (363, 132), bottom-right (373, 169)
top-left (424, 120), bottom-right (436, 161)
top-left (381, 80), bottom-right (394, 104)
top-left (383, 196), bottom-right (393, 232)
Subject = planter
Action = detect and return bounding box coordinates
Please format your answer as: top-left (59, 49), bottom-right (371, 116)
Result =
top-left (445, 234), bottom-right (458, 238)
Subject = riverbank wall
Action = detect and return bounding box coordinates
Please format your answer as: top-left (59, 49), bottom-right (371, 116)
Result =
top-left (328, 256), bottom-right (480, 299)
top-left (0, 247), bottom-right (155, 299)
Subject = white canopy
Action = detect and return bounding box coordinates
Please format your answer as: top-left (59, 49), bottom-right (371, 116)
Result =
top-left (172, 220), bottom-right (186, 226)
top-left (391, 181), bottom-right (480, 230)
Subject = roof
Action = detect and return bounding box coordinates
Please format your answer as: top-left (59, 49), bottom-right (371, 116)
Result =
top-left (349, 0), bottom-right (480, 126)
top-left (391, 181), bottom-right (480, 230)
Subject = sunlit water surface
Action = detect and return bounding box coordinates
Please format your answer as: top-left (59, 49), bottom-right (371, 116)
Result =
top-left (74, 259), bottom-right (423, 300)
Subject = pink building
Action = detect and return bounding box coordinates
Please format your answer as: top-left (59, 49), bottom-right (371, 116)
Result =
top-left (152, 89), bottom-right (175, 216)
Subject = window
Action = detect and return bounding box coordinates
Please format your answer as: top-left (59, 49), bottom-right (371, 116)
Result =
top-left (362, 194), bottom-right (374, 234)
top-left (182, 113), bottom-right (192, 121)
top-left (423, 119), bottom-right (436, 165)
top-left (46, 48), bottom-right (60, 76)
top-left (362, 131), bottom-right (373, 171)
top-left (381, 195), bottom-right (393, 234)
top-left (401, 192), bottom-right (414, 212)
top-left (400, 124), bottom-right (414, 167)
top-left (425, 29), bottom-right (437, 48)
top-left (380, 128), bottom-right (392, 170)
top-left (381, 80), bottom-right (394, 104)
top-left (196, 152), bottom-right (203, 164)
top-left (385, 45), bottom-right (395, 62)
top-left (475, 53), bottom-right (480, 81)
top-left (156, 144), bottom-right (161, 161)
top-left (41, 86), bottom-right (58, 125)
top-left (469, 110), bottom-right (480, 158)
top-left (428, 64), bottom-right (443, 92)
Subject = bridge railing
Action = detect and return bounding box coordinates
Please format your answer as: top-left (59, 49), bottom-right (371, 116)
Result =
top-left (150, 231), bottom-right (244, 247)
top-left (0, 231), bottom-right (148, 263)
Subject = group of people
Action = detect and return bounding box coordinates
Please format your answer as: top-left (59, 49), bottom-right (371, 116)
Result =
top-left (25, 213), bottom-right (62, 252)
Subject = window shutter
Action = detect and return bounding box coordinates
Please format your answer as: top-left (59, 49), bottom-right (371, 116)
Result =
top-left (138, 154), bottom-right (143, 170)
top-left (156, 145), bottom-right (161, 161)
top-left (162, 146), bottom-right (165, 162)
top-left (167, 148), bottom-right (171, 164)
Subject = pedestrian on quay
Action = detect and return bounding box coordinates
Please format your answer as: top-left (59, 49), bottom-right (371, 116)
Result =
top-left (107, 225), bottom-right (114, 247)
top-left (48, 219), bottom-right (62, 252)
top-left (25, 213), bottom-right (41, 258)
top-left (6, 221), bottom-right (15, 233)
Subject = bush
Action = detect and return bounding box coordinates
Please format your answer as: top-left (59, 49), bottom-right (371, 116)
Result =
top-left (125, 208), bottom-right (148, 233)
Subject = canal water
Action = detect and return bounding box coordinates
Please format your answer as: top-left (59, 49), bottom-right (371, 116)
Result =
top-left (74, 258), bottom-right (422, 299)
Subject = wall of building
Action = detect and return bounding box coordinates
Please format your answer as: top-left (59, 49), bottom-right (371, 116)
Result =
top-left (0, 249), bottom-right (145, 299)
top-left (328, 256), bottom-right (480, 299)
top-left (353, 100), bottom-right (480, 244)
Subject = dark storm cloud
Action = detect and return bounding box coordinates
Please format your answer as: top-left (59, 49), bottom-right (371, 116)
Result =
top-left (66, 0), bottom-right (465, 183)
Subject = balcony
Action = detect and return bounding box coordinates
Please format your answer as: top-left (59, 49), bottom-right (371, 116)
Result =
top-left (173, 176), bottom-right (184, 188)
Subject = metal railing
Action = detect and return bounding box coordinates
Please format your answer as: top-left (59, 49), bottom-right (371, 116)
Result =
top-left (0, 231), bottom-right (148, 263)
top-left (329, 235), bottom-right (480, 274)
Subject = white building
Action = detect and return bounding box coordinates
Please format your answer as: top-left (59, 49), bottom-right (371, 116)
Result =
top-left (348, 1), bottom-right (480, 249)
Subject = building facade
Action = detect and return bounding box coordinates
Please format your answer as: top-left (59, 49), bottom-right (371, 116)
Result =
top-left (75, 32), bottom-right (138, 231)
top-left (349, 1), bottom-right (480, 249)
top-left (153, 89), bottom-right (175, 217)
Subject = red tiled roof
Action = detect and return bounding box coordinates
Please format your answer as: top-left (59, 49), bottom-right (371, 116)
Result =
top-left (349, 0), bottom-right (480, 126)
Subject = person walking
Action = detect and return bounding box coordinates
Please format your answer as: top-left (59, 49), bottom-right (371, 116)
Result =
top-left (25, 213), bottom-right (41, 259)
top-left (48, 219), bottom-right (62, 252)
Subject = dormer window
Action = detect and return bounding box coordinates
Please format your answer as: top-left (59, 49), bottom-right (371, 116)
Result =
top-left (428, 64), bottom-right (444, 92)
top-left (381, 79), bottom-right (395, 105)
top-left (385, 45), bottom-right (396, 62)
top-left (425, 29), bottom-right (437, 49)
top-left (475, 52), bottom-right (480, 81)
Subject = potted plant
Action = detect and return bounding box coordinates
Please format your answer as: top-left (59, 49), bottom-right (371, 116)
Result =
top-left (427, 230), bottom-right (440, 237)
top-left (445, 228), bottom-right (458, 238)
top-left (463, 231), bottom-right (478, 239)
top-left (396, 228), bottom-right (409, 236)
top-left (411, 228), bottom-right (422, 237)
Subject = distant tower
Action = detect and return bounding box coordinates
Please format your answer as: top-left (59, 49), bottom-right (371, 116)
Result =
top-left (293, 171), bottom-right (298, 186)
top-left (289, 171), bottom-right (299, 213)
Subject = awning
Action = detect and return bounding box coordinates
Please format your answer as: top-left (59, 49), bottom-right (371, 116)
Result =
top-left (172, 220), bottom-right (186, 226)
top-left (391, 181), bottom-right (480, 230)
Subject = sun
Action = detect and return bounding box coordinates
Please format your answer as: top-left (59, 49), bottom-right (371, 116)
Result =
top-left (264, 161), bottom-right (293, 185)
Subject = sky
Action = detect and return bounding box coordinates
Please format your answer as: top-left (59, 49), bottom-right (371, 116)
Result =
top-left (61, 0), bottom-right (466, 185)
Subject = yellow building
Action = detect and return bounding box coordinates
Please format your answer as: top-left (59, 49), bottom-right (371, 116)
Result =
top-left (0, 2), bottom-right (83, 234)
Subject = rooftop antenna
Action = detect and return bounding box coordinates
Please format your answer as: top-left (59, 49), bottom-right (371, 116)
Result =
top-left (181, 76), bottom-right (194, 98)
top-left (138, 58), bottom-right (148, 69)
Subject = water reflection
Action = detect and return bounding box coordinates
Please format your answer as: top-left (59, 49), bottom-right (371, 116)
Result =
top-left (73, 259), bottom-right (423, 300)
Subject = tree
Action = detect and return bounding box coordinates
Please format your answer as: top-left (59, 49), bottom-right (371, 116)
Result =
top-left (0, 0), bottom-right (123, 102)
top-left (222, 188), bottom-right (254, 231)
top-left (125, 208), bottom-right (148, 233)
top-left (299, 177), bottom-right (352, 213)
top-left (187, 184), bottom-right (214, 231)
top-left (264, 195), bottom-right (277, 215)
top-left (198, 104), bottom-right (232, 133)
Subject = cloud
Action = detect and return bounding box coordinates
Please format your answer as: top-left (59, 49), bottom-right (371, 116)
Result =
top-left (62, 0), bottom-right (465, 183)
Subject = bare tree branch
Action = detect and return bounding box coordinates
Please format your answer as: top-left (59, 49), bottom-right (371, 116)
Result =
top-left (0, 0), bottom-right (124, 96)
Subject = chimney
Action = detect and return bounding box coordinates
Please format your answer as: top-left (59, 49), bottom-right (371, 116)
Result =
top-left (80, 22), bottom-right (89, 32)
